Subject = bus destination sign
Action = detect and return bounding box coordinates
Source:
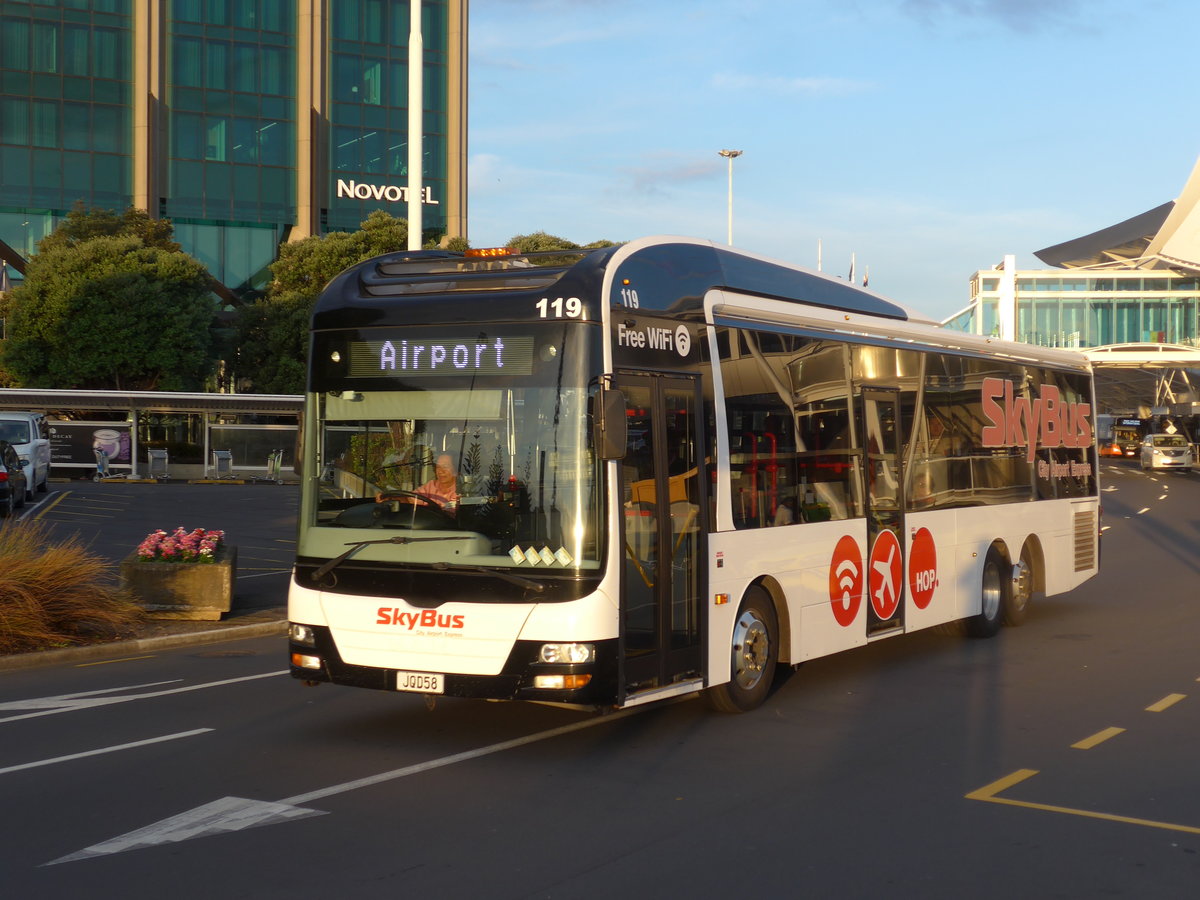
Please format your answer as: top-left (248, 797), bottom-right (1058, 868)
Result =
top-left (348, 336), bottom-right (535, 378)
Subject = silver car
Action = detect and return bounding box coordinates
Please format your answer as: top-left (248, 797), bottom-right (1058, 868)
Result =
top-left (1139, 434), bottom-right (1193, 472)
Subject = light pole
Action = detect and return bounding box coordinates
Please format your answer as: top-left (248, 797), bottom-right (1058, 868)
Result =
top-left (718, 149), bottom-right (742, 245)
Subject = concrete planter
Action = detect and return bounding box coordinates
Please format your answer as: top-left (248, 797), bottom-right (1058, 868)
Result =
top-left (120, 547), bottom-right (237, 621)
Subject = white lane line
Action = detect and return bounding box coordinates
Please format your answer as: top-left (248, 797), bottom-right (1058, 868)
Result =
top-left (284, 708), bottom-right (646, 805)
top-left (0, 681), bottom-right (182, 710)
top-left (0, 672), bottom-right (286, 725)
top-left (0, 729), bottom-right (213, 776)
top-left (49, 700), bottom-right (684, 864)
top-left (1136, 507), bottom-right (1150, 515)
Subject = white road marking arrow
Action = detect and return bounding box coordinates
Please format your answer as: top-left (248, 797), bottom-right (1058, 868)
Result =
top-left (47, 704), bottom-right (658, 865)
top-left (48, 797), bottom-right (326, 865)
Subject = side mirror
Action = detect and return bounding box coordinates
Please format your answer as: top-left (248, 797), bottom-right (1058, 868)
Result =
top-left (593, 387), bottom-right (627, 461)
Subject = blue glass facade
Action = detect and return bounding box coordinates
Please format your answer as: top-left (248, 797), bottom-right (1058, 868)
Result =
top-left (946, 271), bottom-right (1200, 349)
top-left (0, 0), bottom-right (464, 298)
top-left (164, 0), bottom-right (298, 293)
top-left (0, 0), bottom-right (133, 257)
top-left (326, 0), bottom-right (448, 232)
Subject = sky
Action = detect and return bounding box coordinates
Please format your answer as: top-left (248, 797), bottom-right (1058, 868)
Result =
top-left (466, 0), bottom-right (1200, 321)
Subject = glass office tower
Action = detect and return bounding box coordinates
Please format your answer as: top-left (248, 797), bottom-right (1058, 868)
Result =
top-left (0, 0), bottom-right (467, 300)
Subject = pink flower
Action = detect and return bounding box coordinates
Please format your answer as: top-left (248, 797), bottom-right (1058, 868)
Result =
top-left (136, 527), bottom-right (224, 563)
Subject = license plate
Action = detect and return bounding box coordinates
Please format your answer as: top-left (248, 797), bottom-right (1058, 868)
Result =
top-left (396, 670), bottom-right (444, 694)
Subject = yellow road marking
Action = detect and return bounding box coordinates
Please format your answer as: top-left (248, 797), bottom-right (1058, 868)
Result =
top-left (76, 656), bottom-right (155, 668)
top-left (966, 768), bottom-right (1039, 800)
top-left (39, 510), bottom-right (117, 520)
top-left (1071, 726), bottom-right (1125, 750)
top-left (32, 491), bottom-right (71, 519)
top-left (967, 769), bottom-right (1200, 835)
top-left (1146, 693), bottom-right (1185, 712)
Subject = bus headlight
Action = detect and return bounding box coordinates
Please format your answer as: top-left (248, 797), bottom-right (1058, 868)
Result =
top-left (533, 674), bottom-right (593, 690)
top-left (289, 623), bottom-right (317, 646)
top-left (538, 642), bottom-right (594, 664)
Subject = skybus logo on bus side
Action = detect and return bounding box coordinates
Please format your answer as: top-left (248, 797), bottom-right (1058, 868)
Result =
top-left (979, 377), bottom-right (1093, 462)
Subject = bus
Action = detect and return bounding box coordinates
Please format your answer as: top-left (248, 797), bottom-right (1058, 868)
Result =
top-left (288, 236), bottom-right (1100, 713)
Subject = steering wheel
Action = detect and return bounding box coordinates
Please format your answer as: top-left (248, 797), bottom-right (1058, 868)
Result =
top-left (376, 489), bottom-right (443, 509)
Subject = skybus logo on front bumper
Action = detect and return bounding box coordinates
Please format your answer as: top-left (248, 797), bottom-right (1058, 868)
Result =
top-left (377, 608), bottom-right (465, 630)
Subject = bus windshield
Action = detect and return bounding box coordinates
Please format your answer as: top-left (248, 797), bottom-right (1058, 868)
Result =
top-left (309, 326), bottom-right (602, 572)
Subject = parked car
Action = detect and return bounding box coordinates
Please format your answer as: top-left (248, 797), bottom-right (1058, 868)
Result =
top-left (1139, 433), bottom-right (1193, 472)
top-left (0, 440), bottom-right (29, 516)
top-left (0, 411), bottom-right (50, 500)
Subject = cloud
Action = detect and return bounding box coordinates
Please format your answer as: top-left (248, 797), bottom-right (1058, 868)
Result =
top-left (710, 72), bottom-right (872, 96)
top-left (622, 155), bottom-right (722, 196)
top-left (897, 0), bottom-right (1092, 33)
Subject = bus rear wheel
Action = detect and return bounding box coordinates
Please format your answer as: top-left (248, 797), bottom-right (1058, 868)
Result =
top-left (705, 586), bottom-right (778, 713)
top-left (966, 547), bottom-right (1008, 638)
top-left (1003, 549), bottom-right (1035, 627)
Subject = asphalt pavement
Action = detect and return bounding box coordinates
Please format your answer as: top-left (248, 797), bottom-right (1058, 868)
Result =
top-left (0, 479), bottom-right (298, 671)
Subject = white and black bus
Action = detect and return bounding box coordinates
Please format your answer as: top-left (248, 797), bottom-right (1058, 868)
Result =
top-left (288, 236), bottom-right (1100, 712)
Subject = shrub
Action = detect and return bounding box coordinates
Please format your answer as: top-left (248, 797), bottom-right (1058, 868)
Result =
top-left (0, 519), bottom-right (145, 654)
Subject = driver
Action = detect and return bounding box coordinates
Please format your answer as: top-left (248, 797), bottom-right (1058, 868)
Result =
top-left (414, 453), bottom-right (460, 509)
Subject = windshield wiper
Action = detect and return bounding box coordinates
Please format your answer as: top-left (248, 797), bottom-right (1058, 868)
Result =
top-left (427, 561), bottom-right (545, 593)
top-left (312, 535), bottom-right (471, 582)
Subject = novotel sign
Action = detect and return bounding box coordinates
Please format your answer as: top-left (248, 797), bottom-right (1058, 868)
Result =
top-left (335, 179), bottom-right (440, 205)
top-left (347, 336), bottom-right (534, 378)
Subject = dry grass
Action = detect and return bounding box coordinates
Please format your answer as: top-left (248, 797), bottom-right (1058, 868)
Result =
top-left (0, 519), bottom-right (145, 654)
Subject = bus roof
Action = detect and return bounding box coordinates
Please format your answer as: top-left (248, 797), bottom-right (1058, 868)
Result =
top-left (311, 236), bottom-right (934, 328)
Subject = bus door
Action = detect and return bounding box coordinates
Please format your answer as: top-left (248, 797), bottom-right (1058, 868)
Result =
top-left (615, 373), bottom-right (705, 699)
top-left (862, 389), bottom-right (904, 635)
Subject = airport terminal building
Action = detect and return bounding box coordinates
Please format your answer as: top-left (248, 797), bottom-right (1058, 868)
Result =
top-left (944, 156), bottom-right (1200, 432)
top-left (946, 156), bottom-right (1200, 351)
top-left (0, 0), bottom-right (467, 300)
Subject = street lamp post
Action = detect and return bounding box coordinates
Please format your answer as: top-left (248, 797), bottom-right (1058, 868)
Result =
top-left (718, 149), bottom-right (742, 245)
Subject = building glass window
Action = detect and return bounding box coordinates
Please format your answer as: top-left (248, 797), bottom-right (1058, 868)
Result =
top-left (1089, 301), bottom-right (1112, 346)
top-left (1, 21), bottom-right (30, 70)
top-left (31, 101), bottom-right (58, 147)
top-left (1114, 302), bottom-right (1139, 343)
top-left (32, 23), bottom-right (59, 74)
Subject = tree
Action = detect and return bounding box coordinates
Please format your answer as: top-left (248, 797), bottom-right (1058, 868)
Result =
top-left (504, 231), bottom-right (617, 253)
top-left (1, 235), bottom-right (214, 390)
top-left (36, 202), bottom-right (180, 255)
top-left (235, 210), bottom-right (412, 393)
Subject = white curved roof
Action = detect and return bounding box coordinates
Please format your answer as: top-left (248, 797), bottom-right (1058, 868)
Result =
top-left (1035, 154), bottom-right (1200, 272)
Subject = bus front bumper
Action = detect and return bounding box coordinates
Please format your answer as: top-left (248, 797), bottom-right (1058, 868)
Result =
top-left (289, 624), bottom-right (619, 706)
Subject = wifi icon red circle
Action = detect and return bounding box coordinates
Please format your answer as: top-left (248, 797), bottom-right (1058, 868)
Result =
top-left (828, 534), bottom-right (863, 627)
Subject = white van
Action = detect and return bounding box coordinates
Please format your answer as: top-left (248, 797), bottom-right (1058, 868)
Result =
top-left (0, 412), bottom-right (50, 499)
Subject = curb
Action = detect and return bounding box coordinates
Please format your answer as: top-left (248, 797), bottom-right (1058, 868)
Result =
top-left (0, 619), bottom-right (289, 672)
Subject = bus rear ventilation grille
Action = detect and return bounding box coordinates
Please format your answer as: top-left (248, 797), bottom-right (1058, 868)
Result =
top-left (1073, 510), bottom-right (1097, 571)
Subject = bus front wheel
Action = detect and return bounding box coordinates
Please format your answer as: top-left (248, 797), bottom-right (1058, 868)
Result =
top-left (705, 586), bottom-right (778, 713)
top-left (966, 547), bottom-right (1008, 638)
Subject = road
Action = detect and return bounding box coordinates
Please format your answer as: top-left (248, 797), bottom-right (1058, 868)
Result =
top-left (1, 461), bottom-right (1198, 898)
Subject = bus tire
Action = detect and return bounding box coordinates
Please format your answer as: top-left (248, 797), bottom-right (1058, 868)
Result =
top-left (966, 546), bottom-right (1007, 638)
top-left (1004, 548), bottom-right (1035, 627)
top-left (705, 586), bottom-right (778, 713)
